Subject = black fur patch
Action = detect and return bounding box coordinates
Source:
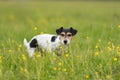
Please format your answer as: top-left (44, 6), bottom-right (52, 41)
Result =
top-left (30, 39), bottom-right (38, 48)
top-left (51, 36), bottom-right (57, 42)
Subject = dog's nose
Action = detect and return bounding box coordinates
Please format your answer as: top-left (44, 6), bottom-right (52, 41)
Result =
top-left (64, 40), bottom-right (67, 44)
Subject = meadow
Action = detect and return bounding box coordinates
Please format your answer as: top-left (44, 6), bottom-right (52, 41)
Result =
top-left (0, 1), bottom-right (120, 80)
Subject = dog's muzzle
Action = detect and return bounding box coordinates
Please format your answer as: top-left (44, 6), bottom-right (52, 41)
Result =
top-left (63, 40), bottom-right (68, 45)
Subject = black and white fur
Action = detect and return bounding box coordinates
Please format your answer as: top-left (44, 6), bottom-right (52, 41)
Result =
top-left (23, 27), bottom-right (77, 57)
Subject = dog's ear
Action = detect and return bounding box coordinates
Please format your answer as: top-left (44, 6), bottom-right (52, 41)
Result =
top-left (70, 27), bottom-right (77, 36)
top-left (56, 27), bottom-right (63, 35)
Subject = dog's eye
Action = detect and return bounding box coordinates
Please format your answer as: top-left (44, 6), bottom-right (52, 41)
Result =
top-left (60, 34), bottom-right (65, 37)
top-left (67, 34), bottom-right (72, 37)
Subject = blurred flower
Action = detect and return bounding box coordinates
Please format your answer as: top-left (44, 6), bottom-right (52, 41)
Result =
top-left (98, 39), bottom-right (101, 43)
top-left (118, 25), bottom-right (120, 28)
top-left (117, 51), bottom-right (120, 55)
top-left (116, 46), bottom-right (120, 50)
top-left (35, 53), bottom-right (41, 58)
top-left (24, 68), bottom-right (29, 74)
top-left (53, 67), bottom-right (57, 71)
top-left (34, 27), bottom-right (37, 31)
top-left (95, 51), bottom-right (99, 56)
top-left (20, 67), bottom-right (29, 74)
top-left (113, 57), bottom-right (118, 61)
top-left (65, 53), bottom-right (69, 57)
top-left (86, 36), bottom-right (90, 40)
top-left (85, 75), bottom-right (90, 79)
top-left (40, 32), bottom-right (44, 34)
top-left (8, 49), bottom-right (13, 53)
top-left (95, 45), bottom-right (99, 49)
top-left (22, 54), bottom-right (26, 61)
top-left (0, 56), bottom-right (2, 64)
top-left (53, 57), bottom-right (57, 61)
top-left (58, 62), bottom-right (62, 66)
top-left (106, 75), bottom-right (111, 79)
top-left (62, 68), bottom-right (67, 72)
top-left (107, 46), bottom-right (112, 51)
top-left (9, 15), bottom-right (15, 21)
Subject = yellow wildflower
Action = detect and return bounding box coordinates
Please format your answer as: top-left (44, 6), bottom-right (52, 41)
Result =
top-left (118, 25), bottom-right (120, 28)
top-left (108, 46), bottom-right (112, 51)
top-left (86, 36), bottom-right (90, 40)
top-left (85, 75), bottom-right (90, 79)
top-left (95, 51), bottom-right (99, 56)
top-left (8, 49), bottom-right (13, 53)
top-left (58, 62), bottom-right (62, 66)
top-left (113, 57), bottom-right (118, 61)
top-left (65, 53), bottom-right (69, 57)
top-left (9, 15), bottom-right (15, 20)
top-left (106, 75), bottom-right (111, 79)
top-left (34, 27), bottom-right (37, 31)
top-left (35, 53), bottom-right (41, 58)
top-left (22, 54), bottom-right (26, 61)
top-left (24, 68), bottom-right (29, 74)
top-left (53, 67), bottom-right (57, 71)
top-left (20, 67), bottom-right (23, 71)
top-left (117, 51), bottom-right (120, 55)
top-left (18, 44), bottom-right (22, 48)
top-left (53, 57), bottom-right (57, 61)
top-left (95, 45), bottom-right (99, 49)
top-left (40, 32), bottom-right (44, 34)
top-left (98, 39), bottom-right (101, 43)
top-left (62, 68), bottom-right (67, 72)
top-left (116, 46), bottom-right (120, 50)
top-left (0, 56), bottom-right (2, 64)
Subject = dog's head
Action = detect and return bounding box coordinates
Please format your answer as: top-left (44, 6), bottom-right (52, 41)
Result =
top-left (56, 27), bottom-right (77, 45)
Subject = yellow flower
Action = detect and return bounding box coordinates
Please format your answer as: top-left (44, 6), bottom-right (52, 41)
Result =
top-left (53, 57), bottom-right (57, 61)
top-left (18, 44), bottom-right (22, 48)
top-left (85, 75), bottom-right (90, 79)
top-left (9, 15), bottom-right (15, 20)
top-left (18, 48), bottom-right (21, 51)
top-left (8, 49), bottom-right (13, 53)
top-left (34, 27), bottom-right (37, 31)
top-left (95, 45), bottom-right (99, 49)
top-left (113, 57), bottom-right (118, 61)
top-left (62, 68), bottom-right (67, 72)
top-left (0, 56), bottom-right (2, 64)
top-left (116, 46), bottom-right (120, 50)
top-left (58, 62), bottom-right (62, 66)
top-left (118, 25), bottom-right (120, 28)
top-left (86, 36), bottom-right (90, 40)
top-left (35, 53), bottom-right (41, 58)
top-left (95, 51), bottom-right (99, 56)
top-left (20, 67), bottom-right (23, 71)
top-left (108, 46), bottom-right (112, 51)
top-left (22, 54), bottom-right (26, 61)
top-left (117, 51), bottom-right (120, 55)
top-left (65, 54), bottom-right (69, 57)
top-left (40, 32), bottom-right (44, 34)
top-left (98, 39), bottom-right (101, 43)
top-left (106, 75), bottom-right (111, 79)
top-left (24, 68), bottom-right (29, 74)
top-left (53, 67), bottom-right (57, 71)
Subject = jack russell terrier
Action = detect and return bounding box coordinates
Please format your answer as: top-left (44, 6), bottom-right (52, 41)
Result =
top-left (23, 27), bottom-right (77, 57)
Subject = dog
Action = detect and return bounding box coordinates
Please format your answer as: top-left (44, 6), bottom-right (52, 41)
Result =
top-left (23, 27), bottom-right (77, 57)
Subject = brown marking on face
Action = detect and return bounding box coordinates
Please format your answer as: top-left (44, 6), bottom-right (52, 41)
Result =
top-left (59, 32), bottom-right (73, 41)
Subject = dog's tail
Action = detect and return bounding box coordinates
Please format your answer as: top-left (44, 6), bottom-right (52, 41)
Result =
top-left (23, 38), bottom-right (29, 47)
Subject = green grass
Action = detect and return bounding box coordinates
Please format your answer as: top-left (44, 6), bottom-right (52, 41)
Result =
top-left (0, 1), bottom-right (120, 80)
